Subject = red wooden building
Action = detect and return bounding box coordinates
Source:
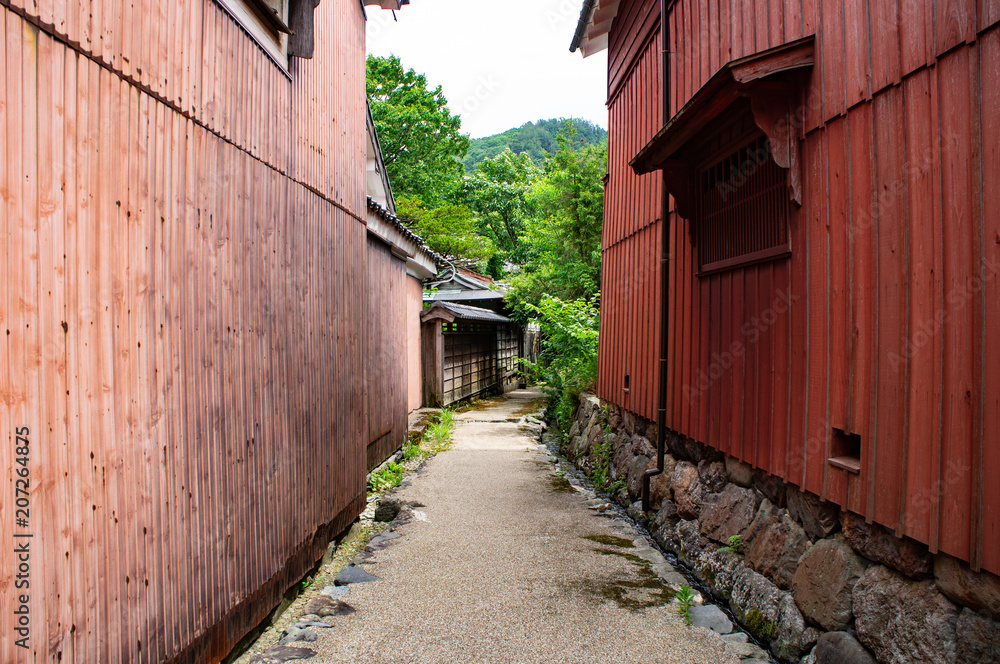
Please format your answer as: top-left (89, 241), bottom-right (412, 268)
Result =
top-left (575, 0), bottom-right (999, 575)
top-left (0, 0), bottom-right (424, 662)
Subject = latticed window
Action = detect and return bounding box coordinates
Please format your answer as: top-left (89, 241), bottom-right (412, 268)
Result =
top-left (694, 111), bottom-right (790, 274)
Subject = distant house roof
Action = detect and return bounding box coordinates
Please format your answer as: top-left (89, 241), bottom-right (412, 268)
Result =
top-left (365, 95), bottom-right (441, 280)
top-left (420, 301), bottom-right (511, 324)
top-left (424, 266), bottom-right (506, 302)
top-left (455, 267), bottom-right (493, 288)
top-left (569, 0), bottom-right (622, 57)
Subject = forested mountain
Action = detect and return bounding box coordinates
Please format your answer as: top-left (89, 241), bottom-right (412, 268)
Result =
top-left (464, 118), bottom-right (607, 172)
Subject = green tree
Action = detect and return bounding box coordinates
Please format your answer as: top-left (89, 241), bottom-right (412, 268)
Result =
top-left (396, 197), bottom-right (495, 265)
top-left (508, 123), bottom-right (607, 315)
top-left (458, 149), bottom-right (541, 266)
top-left (367, 55), bottom-right (470, 205)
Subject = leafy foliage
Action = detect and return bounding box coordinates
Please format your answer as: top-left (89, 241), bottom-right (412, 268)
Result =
top-left (675, 585), bottom-right (695, 625)
top-left (464, 118), bottom-right (607, 172)
top-left (368, 461), bottom-right (405, 495)
top-left (426, 409), bottom-right (455, 450)
top-left (586, 426), bottom-right (615, 491)
top-left (396, 197), bottom-right (496, 264)
top-left (367, 55), bottom-right (470, 205)
top-left (402, 438), bottom-right (424, 462)
top-left (721, 534), bottom-right (743, 554)
top-left (523, 296), bottom-right (600, 435)
top-left (607, 478), bottom-right (626, 495)
top-left (458, 149), bottom-right (541, 265)
top-left (508, 124), bottom-right (606, 315)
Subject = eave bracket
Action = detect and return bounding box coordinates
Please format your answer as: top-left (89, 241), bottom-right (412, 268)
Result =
top-left (631, 35), bottom-right (816, 212)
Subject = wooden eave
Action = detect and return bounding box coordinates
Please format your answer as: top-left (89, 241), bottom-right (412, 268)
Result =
top-left (248, 0), bottom-right (293, 34)
top-left (420, 307), bottom-right (457, 324)
top-left (363, 0), bottom-right (410, 9)
top-left (630, 36), bottom-right (815, 214)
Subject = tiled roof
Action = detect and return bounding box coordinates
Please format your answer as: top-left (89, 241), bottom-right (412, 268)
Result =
top-left (428, 301), bottom-right (511, 324)
top-left (366, 197), bottom-right (442, 266)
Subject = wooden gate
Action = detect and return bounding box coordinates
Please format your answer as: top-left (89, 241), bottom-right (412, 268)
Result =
top-left (443, 322), bottom-right (498, 405)
top-left (420, 302), bottom-right (521, 407)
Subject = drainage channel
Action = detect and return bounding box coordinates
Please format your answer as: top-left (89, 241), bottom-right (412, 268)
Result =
top-left (539, 431), bottom-right (780, 664)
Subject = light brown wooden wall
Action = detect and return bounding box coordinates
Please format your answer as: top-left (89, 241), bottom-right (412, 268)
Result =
top-left (0, 0), bottom-right (372, 661)
top-left (406, 275), bottom-right (424, 413)
top-left (365, 235), bottom-right (408, 470)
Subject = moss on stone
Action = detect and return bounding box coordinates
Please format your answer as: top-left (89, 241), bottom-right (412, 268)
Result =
top-left (583, 534), bottom-right (636, 548)
top-left (744, 608), bottom-right (776, 639)
top-left (549, 475), bottom-right (576, 493)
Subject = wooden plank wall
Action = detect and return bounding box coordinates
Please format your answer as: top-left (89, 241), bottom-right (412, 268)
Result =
top-left (438, 322), bottom-right (520, 407)
top-left (0, 0), bottom-right (374, 661)
top-left (600, 0), bottom-right (1000, 573)
top-left (597, 0), bottom-right (663, 422)
top-left (405, 275), bottom-right (424, 413)
top-left (365, 235), bottom-right (408, 471)
top-left (442, 329), bottom-right (497, 406)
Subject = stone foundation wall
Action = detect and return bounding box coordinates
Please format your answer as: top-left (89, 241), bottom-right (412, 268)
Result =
top-left (564, 394), bottom-right (1000, 664)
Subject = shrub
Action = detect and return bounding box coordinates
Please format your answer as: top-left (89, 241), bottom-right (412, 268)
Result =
top-left (522, 295), bottom-right (599, 437)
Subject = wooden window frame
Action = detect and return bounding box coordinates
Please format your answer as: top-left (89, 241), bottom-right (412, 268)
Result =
top-left (691, 104), bottom-right (791, 276)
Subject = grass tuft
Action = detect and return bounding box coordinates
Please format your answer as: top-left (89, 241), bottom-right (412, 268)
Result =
top-left (368, 461), bottom-right (405, 495)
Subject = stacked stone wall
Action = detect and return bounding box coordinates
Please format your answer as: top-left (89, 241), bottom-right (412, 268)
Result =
top-left (564, 394), bottom-right (1000, 664)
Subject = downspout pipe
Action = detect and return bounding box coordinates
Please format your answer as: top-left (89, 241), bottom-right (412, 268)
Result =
top-left (569, 0), bottom-right (597, 53)
top-left (642, 0), bottom-right (670, 513)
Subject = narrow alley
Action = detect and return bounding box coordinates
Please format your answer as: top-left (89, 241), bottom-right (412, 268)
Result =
top-left (241, 390), bottom-right (746, 664)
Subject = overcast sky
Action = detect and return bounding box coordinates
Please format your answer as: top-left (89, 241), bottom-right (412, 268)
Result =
top-left (365, 0), bottom-right (609, 139)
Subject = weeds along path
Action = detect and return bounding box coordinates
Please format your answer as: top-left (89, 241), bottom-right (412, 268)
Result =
top-left (257, 388), bottom-right (737, 664)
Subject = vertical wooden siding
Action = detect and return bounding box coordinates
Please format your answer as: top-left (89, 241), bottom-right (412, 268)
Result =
top-left (597, 6), bottom-right (663, 422)
top-left (365, 236), bottom-right (408, 471)
top-left (0, 0), bottom-right (375, 661)
top-left (439, 322), bottom-right (519, 407)
top-left (405, 275), bottom-right (424, 413)
top-left (601, 0), bottom-right (1000, 574)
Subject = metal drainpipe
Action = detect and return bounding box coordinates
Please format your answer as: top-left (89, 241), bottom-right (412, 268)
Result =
top-left (642, 0), bottom-right (671, 513)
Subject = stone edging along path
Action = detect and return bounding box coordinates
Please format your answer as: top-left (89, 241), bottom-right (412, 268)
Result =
top-left (536, 420), bottom-right (776, 664)
top-left (232, 389), bottom-right (766, 664)
top-left (561, 393), bottom-right (1000, 664)
top-left (230, 413), bottom-right (444, 664)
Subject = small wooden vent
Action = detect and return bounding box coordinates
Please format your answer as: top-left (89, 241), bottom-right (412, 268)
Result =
top-left (829, 427), bottom-right (862, 475)
top-left (695, 132), bottom-right (791, 274)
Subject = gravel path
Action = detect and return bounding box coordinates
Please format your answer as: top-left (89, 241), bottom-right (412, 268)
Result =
top-left (275, 388), bottom-right (738, 664)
